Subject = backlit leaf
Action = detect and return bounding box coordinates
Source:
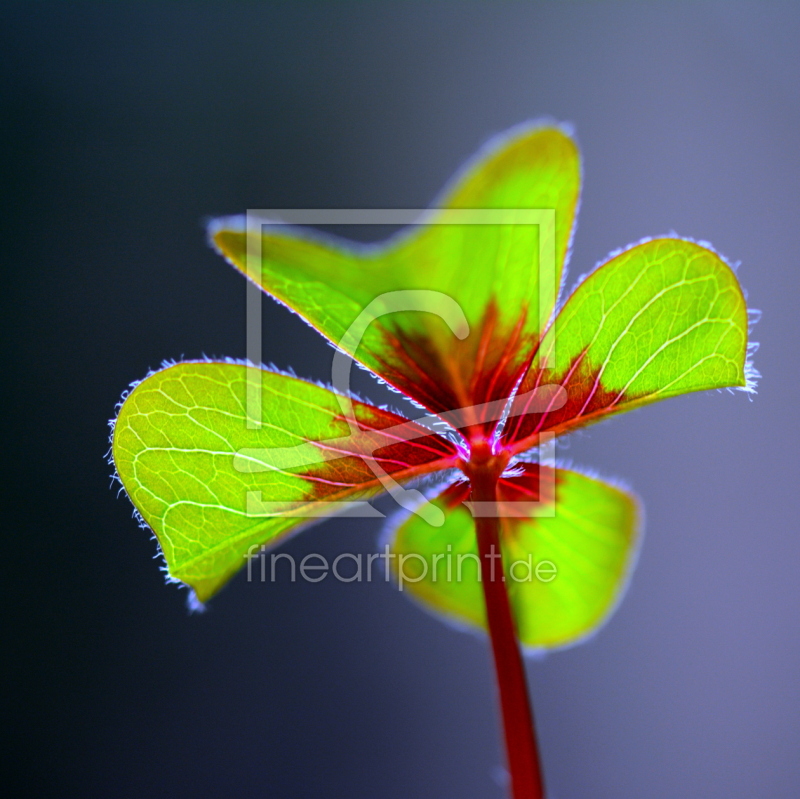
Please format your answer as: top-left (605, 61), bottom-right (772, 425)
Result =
top-left (505, 238), bottom-right (751, 452)
top-left (389, 465), bottom-right (640, 650)
top-left (210, 124), bottom-right (580, 435)
top-left (113, 361), bottom-right (458, 602)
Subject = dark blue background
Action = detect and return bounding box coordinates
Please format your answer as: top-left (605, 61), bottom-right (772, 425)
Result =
top-left (4, 3), bottom-right (799, 797)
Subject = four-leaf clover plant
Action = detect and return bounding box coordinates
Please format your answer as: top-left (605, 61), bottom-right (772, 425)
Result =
top-left (111, 123), bottom-right (757, 799)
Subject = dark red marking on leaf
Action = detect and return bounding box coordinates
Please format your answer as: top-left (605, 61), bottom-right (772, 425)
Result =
top-left (286, 399), bottom-right (459, 502)
top-left (476, 304), bottom-right (529, 409)
top-left (431, 463), bottom-right (559, 532)
top-left (498, 464), bottom-right (558, 533)
top-left (498, 464), bottom-right (552, 504)
top-left (368, 300), bottom-right (537, 440)
top-left (503, 356), bottom-right (646, 453)
top-left (351, 403), bottom-right (457, 466)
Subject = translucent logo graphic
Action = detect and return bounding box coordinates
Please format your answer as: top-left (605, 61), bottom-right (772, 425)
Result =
top-left (235, 209), bottom-right (565, 523)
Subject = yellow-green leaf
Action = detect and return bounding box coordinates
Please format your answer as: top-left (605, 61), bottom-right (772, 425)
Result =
top-left (210, 124), bottom-right (580, 433)
top-left (112, 361), bottom-right (458, 603)
top-left (389, 465), bottom-right (640, 650)
top-left (506, 238), bottom-right (752, 452)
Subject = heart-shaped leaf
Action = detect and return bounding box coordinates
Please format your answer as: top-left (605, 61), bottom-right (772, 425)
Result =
top-left (210, 124), bottom-right (580, 435)
top-left (113, 362), bottom-right (458, 602)
top-left (389, 464), bottom-right (640, 650)
top-left (506, 238), bottom-right (751, 452)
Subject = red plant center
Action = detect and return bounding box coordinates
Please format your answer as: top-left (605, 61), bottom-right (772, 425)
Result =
top-left (461, 437), bottom-right (510, 484)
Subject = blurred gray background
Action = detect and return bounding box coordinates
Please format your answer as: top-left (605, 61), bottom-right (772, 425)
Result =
top-left (3, 3), bottom-right (799, 797)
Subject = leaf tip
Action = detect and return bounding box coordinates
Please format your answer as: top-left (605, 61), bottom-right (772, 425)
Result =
top-left (185, 589), bottom-right (207, 614)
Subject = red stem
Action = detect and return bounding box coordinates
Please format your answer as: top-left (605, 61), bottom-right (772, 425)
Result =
top-left (472, 466), bottom-right (545, 799)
